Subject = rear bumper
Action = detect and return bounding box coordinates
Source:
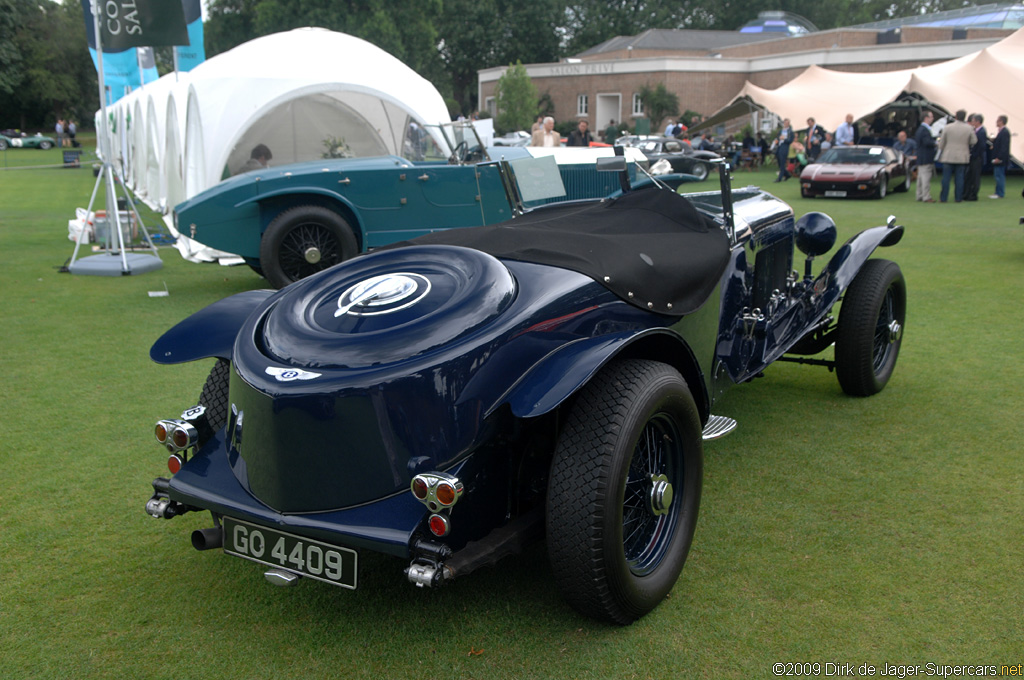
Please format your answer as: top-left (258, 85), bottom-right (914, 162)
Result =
top-left (165, 432), bottom-right (430, 558)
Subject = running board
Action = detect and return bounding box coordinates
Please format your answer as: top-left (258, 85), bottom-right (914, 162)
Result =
top-left (702, 415), bottom-right (737, 440)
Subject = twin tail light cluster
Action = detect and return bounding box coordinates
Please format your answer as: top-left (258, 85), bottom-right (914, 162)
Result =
top-left (410, 472), bottom-right (463, 538)
top-left (154, 405), bottom-right (206, 475)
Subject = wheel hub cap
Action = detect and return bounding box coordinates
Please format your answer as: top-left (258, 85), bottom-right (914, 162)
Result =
top-left (648, 474), bottom-right (673, 516)
top-left (304, 246), bottom-right (322, 264)
top-left (888, 319), bottom-right (902, 343)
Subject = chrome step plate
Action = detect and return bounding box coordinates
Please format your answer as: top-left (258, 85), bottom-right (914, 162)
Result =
top-left (702, 415), bottom-right (738, 441)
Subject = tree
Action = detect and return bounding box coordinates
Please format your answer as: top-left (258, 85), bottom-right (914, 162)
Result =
top-left (493, 61), bottom-right (538, 134)
top-left (637, 83), bottom-right (679, 132)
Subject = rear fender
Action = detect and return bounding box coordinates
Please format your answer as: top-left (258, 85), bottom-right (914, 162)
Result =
top-left (497, 328), bottom-right (709, 422)
top-left (150, 290), bottom-right (274, 364)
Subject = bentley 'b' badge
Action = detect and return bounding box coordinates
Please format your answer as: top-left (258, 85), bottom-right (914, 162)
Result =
top-left (265, 367), bottom-right (322, 382)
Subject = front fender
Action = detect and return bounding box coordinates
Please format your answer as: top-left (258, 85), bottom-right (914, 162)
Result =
top-left (150, 290), bottom-right (274, 364)
top-left (498, 328), bottom-right (700, 419)
top-left (821, 223), bottom-right (904, 294)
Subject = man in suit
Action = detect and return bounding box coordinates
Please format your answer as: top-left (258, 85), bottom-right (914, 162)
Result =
top-left (774, 118), bottom-right (794, 182)
top-left (937, 109), bottom-right (976, 203)
top-left (805, 117), bottom-right (822, 160)
top-left (914, 111), bottom-right (937, 202)
top-left (963, 113), bottom-right (987, 201)
top-left (989, 115), bottom-right (1010, 198)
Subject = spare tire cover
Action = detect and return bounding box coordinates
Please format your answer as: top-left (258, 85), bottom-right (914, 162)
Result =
top-left (261, 245), bottom-right (516, 369)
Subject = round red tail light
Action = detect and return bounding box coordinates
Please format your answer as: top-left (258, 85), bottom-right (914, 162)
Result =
top-left (167, 453), bottom-right (184, 474)
top-left (435, 482), bottom-right (456, 506)
top-left (428, 514), bottom-right (450, 537)
top-left (411, 476), bottom-right (429, 500)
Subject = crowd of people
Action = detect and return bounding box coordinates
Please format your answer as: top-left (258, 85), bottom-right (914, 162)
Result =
top-left (758, 110), bottom-right (1011, 200)
top-left (519, 109), bottom-right (1011, 200)
top-left (54, 119), bottom-right (78, 148)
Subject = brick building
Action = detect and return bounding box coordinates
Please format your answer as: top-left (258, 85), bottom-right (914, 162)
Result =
top-left (478, 22), bottom-right (1015, 135)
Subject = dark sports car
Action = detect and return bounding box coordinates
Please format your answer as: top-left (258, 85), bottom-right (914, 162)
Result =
top-left (619, 136), bottom-right (720, 181)
top-left (145, 160), bottom-right (906, 624)
top-left (800, 145), bottom-right (910, 199)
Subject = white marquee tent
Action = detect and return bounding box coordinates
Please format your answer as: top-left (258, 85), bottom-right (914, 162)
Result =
top-left (181, 27), bottom-right (451, 200)
top-left (101, 27), bottom-right (452, 217)
top-left (697, 28), bottom-right (1024, 161)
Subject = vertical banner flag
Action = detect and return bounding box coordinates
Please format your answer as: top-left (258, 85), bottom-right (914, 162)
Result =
top-left (176, 0), bottom-right (206, 72)
top-left (81, 1), bottom-right (191, 102)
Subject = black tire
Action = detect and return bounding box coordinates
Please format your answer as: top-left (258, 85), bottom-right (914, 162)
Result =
top-left (0, 139), bottom-right (8, 151)
top-left (197, 358), bottom-right (230, 438)
top-left (259, 205), bottom-right (358, 289)
top-left (875, 176), bottom-right (888, 199)
top-left (835, 259), bottom-right (906, 397)
top-left (39, 140), bottom-right (53, 150)
top-left (690, 162), bottom-right (709, 181)
top-left (895, 172), bottom-right (910, 193)
top-left (546, 359), bottom-right (703, 624)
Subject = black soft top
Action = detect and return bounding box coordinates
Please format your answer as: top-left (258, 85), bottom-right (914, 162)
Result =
top-left (402, 188), bottom-right (731, 316)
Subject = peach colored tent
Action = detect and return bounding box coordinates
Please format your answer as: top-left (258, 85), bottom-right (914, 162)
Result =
top-left (699, 28), bottom-right (1024, 160)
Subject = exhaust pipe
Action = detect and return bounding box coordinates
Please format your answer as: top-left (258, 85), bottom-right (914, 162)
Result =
top-left (191, 527), bottom-right (223, 551)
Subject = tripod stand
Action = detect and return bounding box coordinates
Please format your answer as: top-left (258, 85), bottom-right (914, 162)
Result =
top-left (65, 0), bottom-right (162, 277)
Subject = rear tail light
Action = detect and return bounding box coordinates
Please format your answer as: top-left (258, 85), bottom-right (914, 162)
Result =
top-left (409, 473), bottom-right (463, 512)
top-left (428, 514), bottom-right (450, 537)
top-left (434, 482), bottom-right (457, 507)
top-left (154, 419), bottom-right (200, 475)
top-left (411, 477), bottom-right (429, 501)
top-left (167, 453), bottom-right (184, 474)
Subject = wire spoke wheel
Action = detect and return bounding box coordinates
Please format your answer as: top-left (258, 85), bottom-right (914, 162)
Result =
top-left (622, 414), bottom-right (681, 576)
top-left (260, 205), bottom-right (357, 288)
top-left (835, 258), bottom-right (906, 396)
top-left (547, 359), bottom-right (702, 624)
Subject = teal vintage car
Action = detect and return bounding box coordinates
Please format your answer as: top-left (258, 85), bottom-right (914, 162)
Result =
top-left (171, 122), bottom-right (645, 288)
top-left (0, 132), bottom-right (57, 150)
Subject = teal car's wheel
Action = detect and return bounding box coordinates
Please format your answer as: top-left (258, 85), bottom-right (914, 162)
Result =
top-left (260, 205), bottom-right (358, 289)
top-left (39, 140), bottom-right (53, 150)
top-left (0, 139), bottom-right (8, 151)
top-left (547, 359), bottom-right (703, 624)
top-left (835, 259), bottom-right (906, 396)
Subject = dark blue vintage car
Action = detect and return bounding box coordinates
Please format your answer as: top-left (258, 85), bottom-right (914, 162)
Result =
top-left (146, 160), bottom-right (905, 624)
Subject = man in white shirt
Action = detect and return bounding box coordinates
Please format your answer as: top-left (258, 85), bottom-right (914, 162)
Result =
top-left (835, 114), bottom-right (856, 146)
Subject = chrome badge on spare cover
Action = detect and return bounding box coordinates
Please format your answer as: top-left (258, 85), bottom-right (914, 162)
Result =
top-left (334, 273), bottom-right (431, 317)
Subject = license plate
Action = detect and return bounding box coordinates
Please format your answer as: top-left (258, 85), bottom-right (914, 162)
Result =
top-left (223, 517), bottom-right (357, 589)
top-left (825, 190), bottom-right (847, 197)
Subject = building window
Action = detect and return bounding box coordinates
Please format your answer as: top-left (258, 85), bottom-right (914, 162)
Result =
top-left (484, 97), bottom-right (496, 118)
top-left (577, 94), bottom-right (588, 116)
top-left (632, 93), bottom-right (643, 117)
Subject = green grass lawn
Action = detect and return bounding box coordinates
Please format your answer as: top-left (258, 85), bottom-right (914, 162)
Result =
top-left (2, 142), bottom-right (1022, 679)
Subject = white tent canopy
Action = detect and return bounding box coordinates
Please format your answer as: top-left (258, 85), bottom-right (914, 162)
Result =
top-left (183, 27), bottom-right (451, 199)
top-left (699, 28), bottom-right (1024, 160)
